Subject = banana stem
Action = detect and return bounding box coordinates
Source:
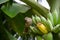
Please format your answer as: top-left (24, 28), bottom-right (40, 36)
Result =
top-left (21, 0), bottom-right (49, 17)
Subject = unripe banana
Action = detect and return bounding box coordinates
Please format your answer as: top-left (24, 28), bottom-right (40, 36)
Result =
top-left (53, 24), bottom-right (60, 33)
top-left (30, 26), bottom-right (36, 33)
top-left (36, 36), bottom-right (42, 40)
top-left (40, 16), bottom-right (46, 23)
top-left (58, 17), bottom-right (60, 24)
top-left (58, 11), bottom-right (60, 24)
top-left (35, 15), bottom-right (41, 23)
top-left (40, 16), bottom-right (47, 26)
top-left (34, 27), bottom-right (43, 35)
top-left (47, 12), bottom-right (54, 25)
top-left (32, 16), bottom-right (36, 24)
top-left (43, 32), bottom-right (53, 40)
top-left (30, 26), bottom-right (43, 35)
top-left (47, 18), bottom-right (53, 31)
top-left (52, 10), bottom-right (58, 26)
top-left (36, 23), bottom-right (48, 34)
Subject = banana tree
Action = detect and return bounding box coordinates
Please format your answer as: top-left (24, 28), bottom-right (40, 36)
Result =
top-left (0, 0), bottom-right (60, 40)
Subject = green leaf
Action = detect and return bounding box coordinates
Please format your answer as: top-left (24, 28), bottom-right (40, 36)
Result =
top-left (0, 26), bottom-right (17, 40)
top-left (53, 33), bottom-right (60, 40)
top-left (0, 12), bottom-right (2, 25)
top-left (1, 3), bottom-right (30, 18)
top-left (7, 14), bottom-right (25, 35)
top-left (4, 29), bottom-right (17, 40)
top-left (0, 0), bottom-right (9, 4)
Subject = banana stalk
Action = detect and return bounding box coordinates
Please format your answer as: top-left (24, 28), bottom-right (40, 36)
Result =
top-left (21, 0), bottom-right (49, 17)
top-left (32, 9), bottom-right (41, 16)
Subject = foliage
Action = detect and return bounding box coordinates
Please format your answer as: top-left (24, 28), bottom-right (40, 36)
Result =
top-left (0, 0), bottom-right (60, 40)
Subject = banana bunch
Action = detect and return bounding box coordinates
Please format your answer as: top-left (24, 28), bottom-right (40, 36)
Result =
top-left (30, 10), bottom-right (60, 34)
top-left (21, 0), bottom-right (60, 35)
top-left (30, 15), bottom-right (49, 34)
top-left (29, 10), bottom-right (60, 40)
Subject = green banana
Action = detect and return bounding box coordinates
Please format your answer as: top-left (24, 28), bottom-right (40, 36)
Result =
top-left (58, 10), bottom-right (60, 24)
top-left (52, 10), bottom-right (58, 26)
top-left (58, 16), bottom-right (60, 24)
top-left (32, 16), bottom-right (36, 24)
top-left (47, 18), bottom-right (53, 31)
top-left (30, 26), bottom-right (36, 33)
top-left (43, 32), bottom-right (53, 40)
top-left (40, 15), bottom-right (47, 24)
top-left (34, 27), bottom-right (43, 35)
top-left (36, 36), bottom-right (42, 40)
top-left (30, 26), bottom-right (43, 35)
top-left (35, 15), bottom-right (41, 23)
top-left (53, 24), bottom-right (60, 33)
top-left (47, 12), bottom-right (54, 25)
top-left (21, 0), bottom-right (49, 17)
